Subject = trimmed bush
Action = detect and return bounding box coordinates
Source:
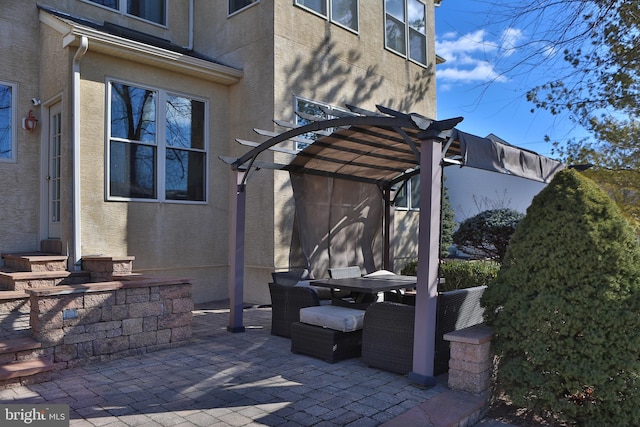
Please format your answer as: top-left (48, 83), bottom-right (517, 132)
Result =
top-left (453, 208), bottom-right (524, 262)
top-left (482, 169), bottom-right (640, 426)
top-left (439, 260), bottom-right (499, 292)
top-left (400, 259), bottom-right (499, 292)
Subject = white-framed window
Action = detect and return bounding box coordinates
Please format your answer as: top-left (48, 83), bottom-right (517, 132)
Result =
top-left (395, 175), bottom-right (420, 210)
top-left (294, 97), bottom-right (347, 151)
top-left (85, 0), bottom-right (167, 25)
top-left (295, 0), bottom-right (359, 32)
top-left (384, 0), bottom-right (427, 66)
top-left (229, 0), bottom-right (258, 15)
top-left (0, 81), bottom-right (16, 163)
top-left (107, 80), bottom-right (207, 202)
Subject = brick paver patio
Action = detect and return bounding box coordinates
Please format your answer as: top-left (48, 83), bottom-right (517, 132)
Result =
top-left (0, 301), bottom-right (449, 426)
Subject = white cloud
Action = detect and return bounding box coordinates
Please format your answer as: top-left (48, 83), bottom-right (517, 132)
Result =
top-left (500, 28), bottom-right (524, 56)
top-left (436, 27), bottom-right (523, 85)
top-left (438, 61), bottom-right (508, 84)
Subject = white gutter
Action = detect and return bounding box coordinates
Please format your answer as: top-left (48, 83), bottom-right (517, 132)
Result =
top-left (71, 36), bottom-right (88, 269)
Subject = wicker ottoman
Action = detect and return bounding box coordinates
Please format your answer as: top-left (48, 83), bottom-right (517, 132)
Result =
top-left (290, 322), bottom-right (363, 363)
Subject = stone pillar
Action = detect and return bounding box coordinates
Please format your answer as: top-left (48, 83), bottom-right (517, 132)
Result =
top-left (444, 324), bottom-right (493, 396)
top-left (81, 256), bottom-right (135, 280)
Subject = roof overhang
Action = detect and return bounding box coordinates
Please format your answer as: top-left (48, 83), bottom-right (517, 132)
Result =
top-left (39, 7), bottom-right (243, 85)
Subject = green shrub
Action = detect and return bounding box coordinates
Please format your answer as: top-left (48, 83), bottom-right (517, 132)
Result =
top-left (482, 169), bottom-right (640, 426)
top-left (452, 208), bottom-right (524, 262)
top-left (400, 259), bottom-right (499, 292)
top-left (400, 259), bottom-right (418, 276)
top-left (439, 260), bottom-right (500, 292)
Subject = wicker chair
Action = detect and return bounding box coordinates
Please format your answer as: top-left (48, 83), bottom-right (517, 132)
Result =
top-left (268, 282), bottom-right (320, 338)
top-left (362, 302), bottom-right (415, 374)
top-left (361, 286), bottom-right (487, 375)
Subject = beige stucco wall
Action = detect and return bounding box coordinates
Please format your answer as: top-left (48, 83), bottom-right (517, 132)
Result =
top-left (75, 50), bottom-right (233, 303)
top-left (0, 2), bottom-right (43, 256)
top-left (195, 2), bottom-right (279, 304)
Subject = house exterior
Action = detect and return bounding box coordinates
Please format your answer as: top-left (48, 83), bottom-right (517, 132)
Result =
top-left (0, 0), bottom-right (439, 305)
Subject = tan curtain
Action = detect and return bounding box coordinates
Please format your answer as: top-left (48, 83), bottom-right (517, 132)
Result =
top-left (290, 172), bottom-right (383, 278)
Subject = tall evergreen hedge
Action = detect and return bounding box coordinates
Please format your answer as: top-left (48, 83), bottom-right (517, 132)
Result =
top-left (482, 169), bottom-right (640, 425)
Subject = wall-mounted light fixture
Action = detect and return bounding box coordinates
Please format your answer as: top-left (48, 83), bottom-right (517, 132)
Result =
top-left (22, 110), bottom-right (38, 132)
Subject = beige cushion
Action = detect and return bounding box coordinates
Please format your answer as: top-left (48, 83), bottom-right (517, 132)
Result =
top-left (299, 305), bottom-right (365, 332)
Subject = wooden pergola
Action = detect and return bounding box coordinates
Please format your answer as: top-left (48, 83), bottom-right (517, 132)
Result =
top-left (221, 104), bottom-right (565, 386)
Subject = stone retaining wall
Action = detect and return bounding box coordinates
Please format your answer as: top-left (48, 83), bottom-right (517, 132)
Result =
top-left (27, 277), bottom-right (193, 369)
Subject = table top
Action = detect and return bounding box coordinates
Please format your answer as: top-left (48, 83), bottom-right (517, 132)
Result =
top-left (310, 275), bottom-right (417, 293)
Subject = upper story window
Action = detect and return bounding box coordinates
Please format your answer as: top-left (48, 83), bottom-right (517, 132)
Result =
top-left (385, 0), bottom-right (427, 66)
top-left (294, 97), bottom-right (347, 151)
top-left (395, 175), bottom-right (420, 210)
top-left (108, 81), bottom-right (207, 202)
top-left (295, 0), bottom-right (359, 32)
top-left (86, 0), bottom-right (167, 25)
top-left (0, 82), bottom-right (16, 162)
top-left (229, 0), bottom-right (258, 15)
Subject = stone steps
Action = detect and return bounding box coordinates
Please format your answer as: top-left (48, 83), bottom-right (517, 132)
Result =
top-left (0, 270), bottom-right (92, 291)
top-left (0, 251), bottom-right (96, 291)
top-left (0, 247), bottom-right (136, 388)
top-left (0, 337), bottom-right (55, 389)
top-left (2, 252), bottom-right (68, 272)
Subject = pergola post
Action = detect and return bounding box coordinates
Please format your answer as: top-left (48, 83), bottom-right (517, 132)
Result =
top-left (408, 139), bottom-right (442, 386)
top-left (383, 188), bottom-right (395, 271)
top-left (228, 171), bottom-right (246, 333)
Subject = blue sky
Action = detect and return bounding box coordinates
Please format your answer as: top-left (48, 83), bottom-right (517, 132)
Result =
top-left (434, 1), bottom-right (591, 158)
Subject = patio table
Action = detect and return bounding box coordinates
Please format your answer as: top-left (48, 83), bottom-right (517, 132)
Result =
top-left (311, 275), bottom-right (417, 308)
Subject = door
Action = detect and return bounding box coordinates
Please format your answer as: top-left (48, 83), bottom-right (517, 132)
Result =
top-left (47, 102), bottom-right (62, 239)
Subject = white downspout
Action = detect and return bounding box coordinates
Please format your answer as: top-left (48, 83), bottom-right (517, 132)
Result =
top-left (72, 36), bottom-right (88, 269)
top-left (187, 0), bottom-right (194, 50)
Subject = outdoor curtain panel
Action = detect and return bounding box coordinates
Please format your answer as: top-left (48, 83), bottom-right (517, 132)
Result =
top-left (290, 172), bottom-right (384, 278)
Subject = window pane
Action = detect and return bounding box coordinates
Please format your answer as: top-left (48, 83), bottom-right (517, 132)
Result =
top-left (166, 149), bottom-right (205, 201)
top-left (332, 0), bottom-right (358, 31)
top-left (409, 30), bottom-right (426, 64)
top-left (408, 0), bottom-right (425, 34)
top-left (408, 0), bottom-right (426, 64)
top-left (0, 84), bottom-right (12, 159)
top-left (110, 141), bottom-right (156, 198)
top-left (410, 175), bottom-right (420, 209)
top-left (385, 16), bottom-right (406, 54)
top-left (128, 0), bottom-right (165, 24)
top-left (395, 182), bottom-right (408, 208)
top-left (295, 98), bottom-right (328, 143)
top-left (88, 0), bottom-right (118, 9)
top-left (297, 0), bottom-right (327, 16)
top-left (385, 0), bottom-right (404, 21)
top-left (166, 95), bottom-right (205, 150)
top-left (229, 0), bottom-right (256, 13)
top-left (111, 83), bottom-right (156, 143)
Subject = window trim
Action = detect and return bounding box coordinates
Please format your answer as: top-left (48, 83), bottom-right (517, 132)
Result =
top-left (384, 0), bottom-right (428, 67)
top-left (0, 80), bottom-right (17, 164)
top-left (82, 0), bottom-right (168, 27)
top-left (294, 0), bottom-right (360, 34)
top-left (105, 78), bottom-right (209, 204)
top-left (228, 0), bottom-right (259, 17)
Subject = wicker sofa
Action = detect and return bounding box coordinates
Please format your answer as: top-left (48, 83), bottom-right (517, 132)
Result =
top-left (361, 285), bottom-right (487, 375)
